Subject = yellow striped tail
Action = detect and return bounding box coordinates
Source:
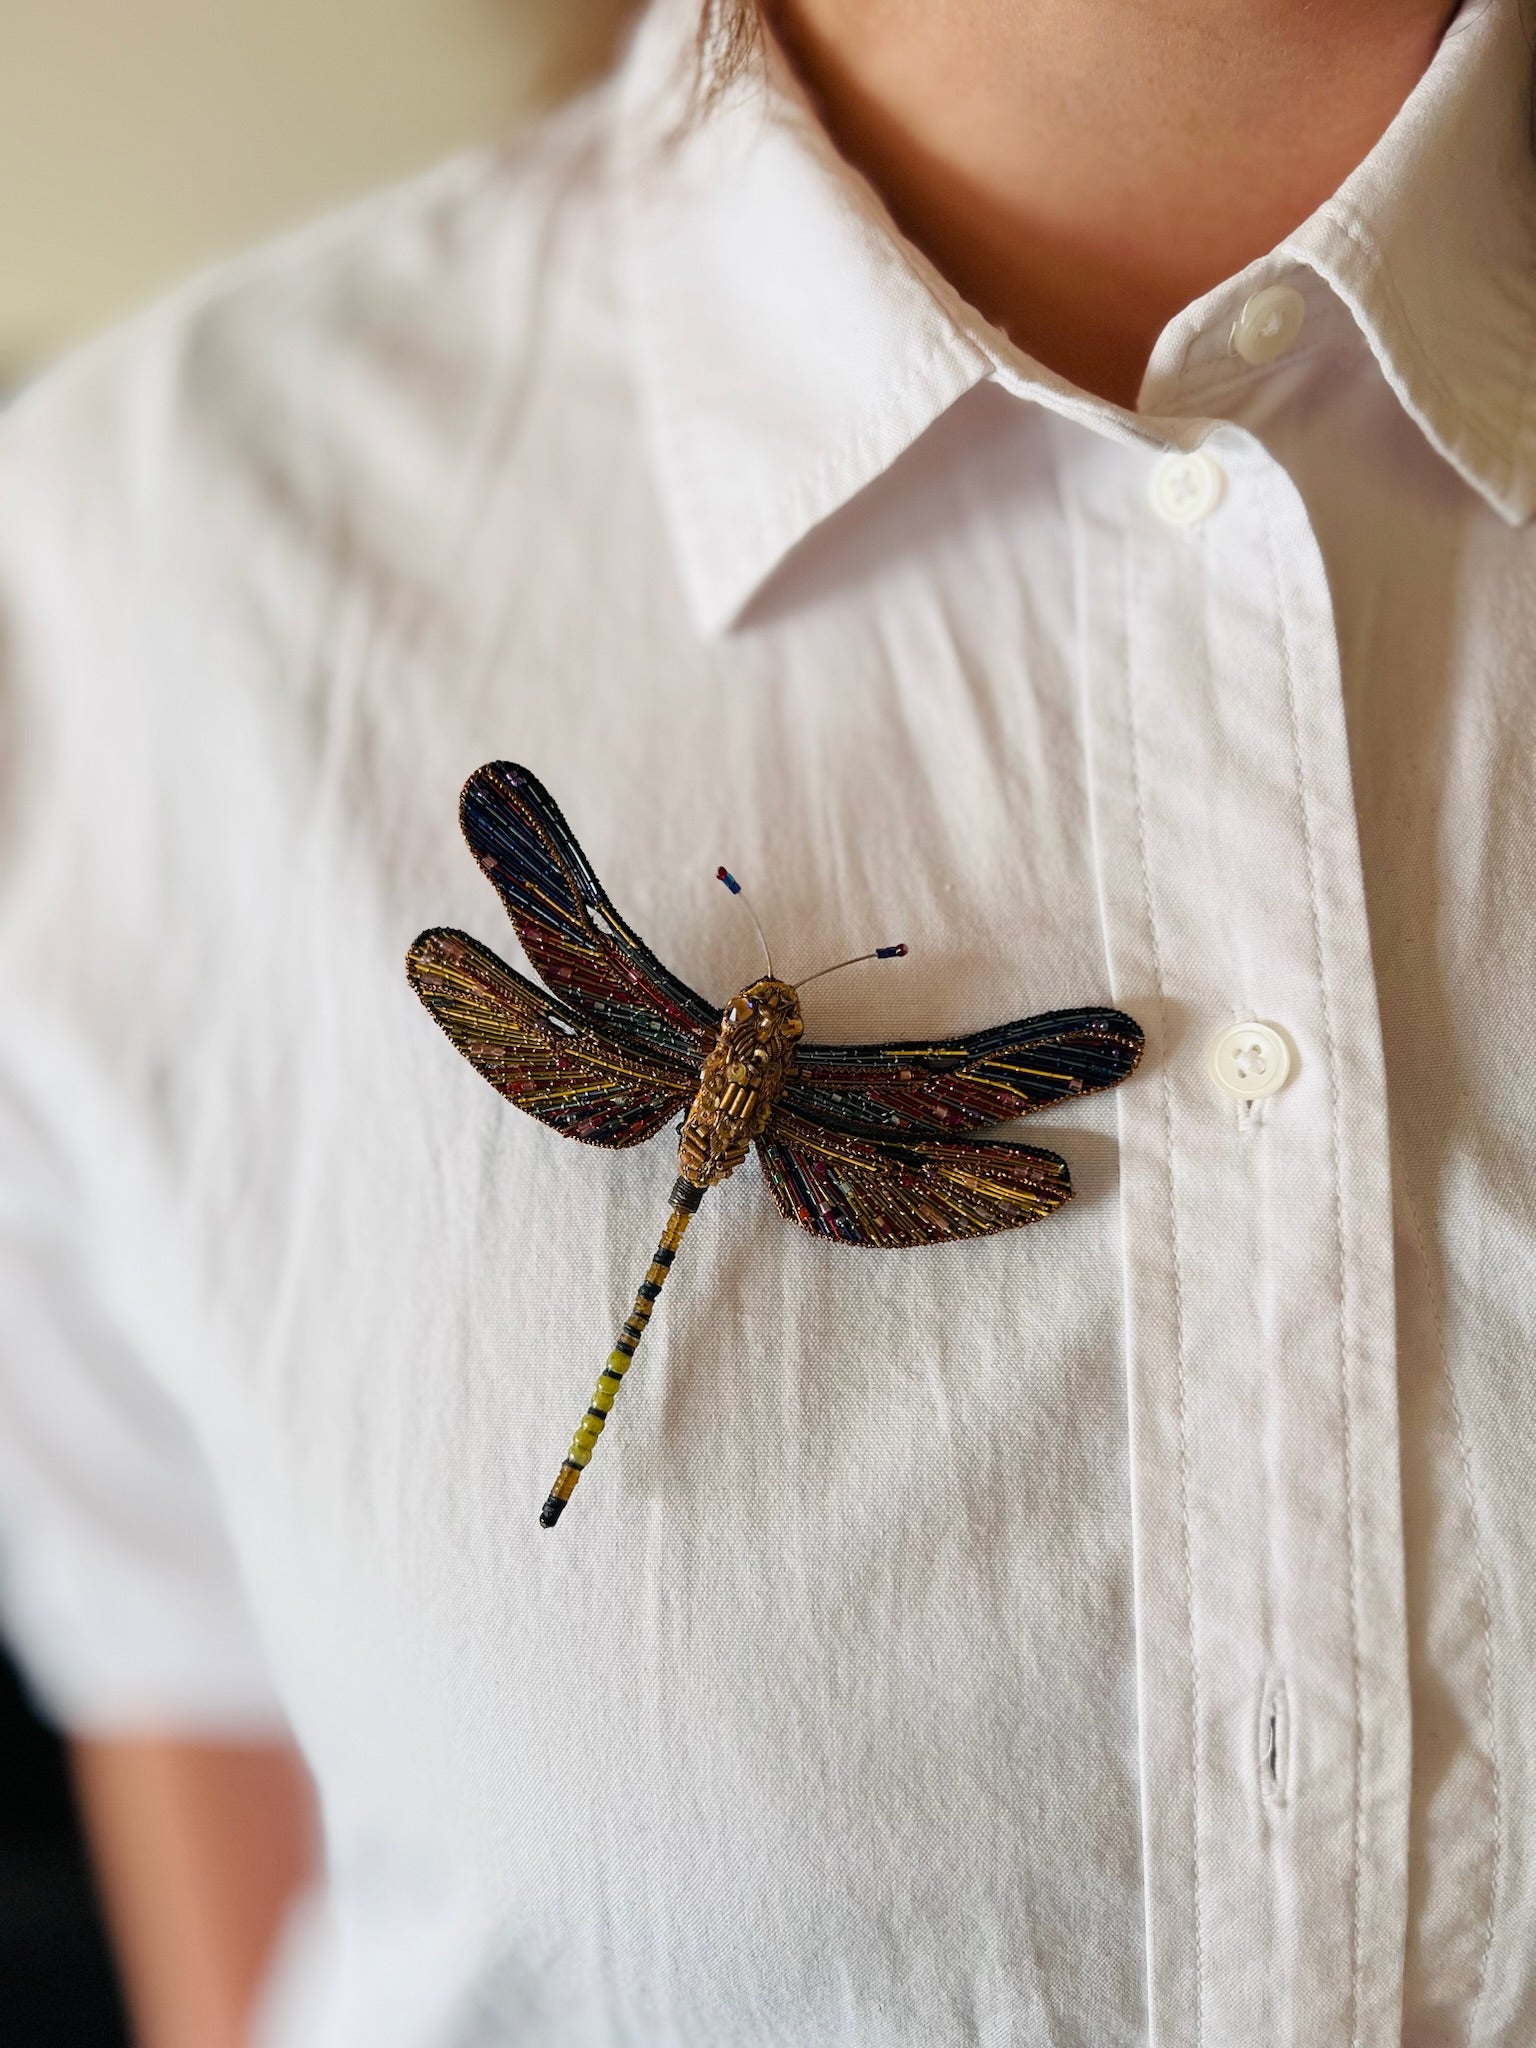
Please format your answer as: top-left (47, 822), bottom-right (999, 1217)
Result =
top-left (538, 1176), bottom-right (706, 1528)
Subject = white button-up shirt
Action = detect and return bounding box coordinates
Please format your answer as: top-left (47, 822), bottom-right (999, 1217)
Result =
top-left (2, 2), bottom-right (1533, 2042)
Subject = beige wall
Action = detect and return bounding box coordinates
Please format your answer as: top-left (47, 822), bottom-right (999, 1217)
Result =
top-left (2, 0), bottom-right (633, 381)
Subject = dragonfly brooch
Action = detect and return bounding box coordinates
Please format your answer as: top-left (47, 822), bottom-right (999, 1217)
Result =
top-left (406, 763), bottom-right (1144, 1528)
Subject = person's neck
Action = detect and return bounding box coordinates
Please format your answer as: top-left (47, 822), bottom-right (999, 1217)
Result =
top-left (770, 0), bottom-right (1458, 407)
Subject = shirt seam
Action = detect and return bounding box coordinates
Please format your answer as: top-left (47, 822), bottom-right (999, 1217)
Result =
top-left (1263, 509), bottom-right (1365, 2048)
top-left (1121, 533), bottom-right (1206, 2048)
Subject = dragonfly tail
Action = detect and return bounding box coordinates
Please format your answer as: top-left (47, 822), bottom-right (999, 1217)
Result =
top-left (539, 1176), bottom-right (706, 1528)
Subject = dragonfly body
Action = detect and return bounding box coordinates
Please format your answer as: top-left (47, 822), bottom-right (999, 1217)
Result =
top-left (405, 762), bottom-right (1145, 1529)
top-left (679, 978), bottom-right (804, 1187)
top-left (541, 1178), bottom-right (704, 1526)
top-left (545, 980), bottom-right (807, 1526)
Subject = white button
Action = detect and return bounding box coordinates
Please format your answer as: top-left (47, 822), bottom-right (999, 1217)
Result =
top-left (1230, 284), bottom-right (1307, 366)
top-left (1208, 1022), bottom-right (1291, 1101)
top-left (1150, 450), bottom-right (1224, 526)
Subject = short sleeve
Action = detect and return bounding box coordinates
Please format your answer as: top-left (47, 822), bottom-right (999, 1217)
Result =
top-left (0, 344), bottom-right (286, 1739)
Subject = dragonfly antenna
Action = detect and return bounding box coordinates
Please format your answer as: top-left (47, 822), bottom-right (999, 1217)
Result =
top-left (794, 943), bottom-right (908, 990)
top-left (716, 868), bottom-right (775, 979)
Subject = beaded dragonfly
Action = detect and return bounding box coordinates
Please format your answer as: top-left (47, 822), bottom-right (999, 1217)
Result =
top-left (406, 764), bottom-right (1144, 1528)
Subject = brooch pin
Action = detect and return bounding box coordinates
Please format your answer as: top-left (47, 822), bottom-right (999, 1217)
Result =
top-left (407, 764), bottom-right (1143, 1527)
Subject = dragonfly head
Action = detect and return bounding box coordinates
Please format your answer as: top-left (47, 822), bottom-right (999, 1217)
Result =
top-left (723, 979), bottom-right (804, 1065)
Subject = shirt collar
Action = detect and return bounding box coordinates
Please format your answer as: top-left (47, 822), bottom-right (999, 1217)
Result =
top-left (616, 0), bottom-right (1536, 636)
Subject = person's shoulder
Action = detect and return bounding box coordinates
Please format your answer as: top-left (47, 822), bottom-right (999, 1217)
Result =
top-left (0, 79), bottom-right (622, 547)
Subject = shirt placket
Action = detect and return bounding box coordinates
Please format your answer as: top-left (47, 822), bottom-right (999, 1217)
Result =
top-left (1062, 417), bottom-right (1411, 2047)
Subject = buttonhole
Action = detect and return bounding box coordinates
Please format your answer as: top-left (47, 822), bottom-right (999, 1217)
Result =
top-left (1259, 1679), bottom-right (1289, 1809)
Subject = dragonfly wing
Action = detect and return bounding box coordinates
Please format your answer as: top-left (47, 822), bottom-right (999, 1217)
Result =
top-left (407, 927), bottom-right (695, 1147)
top-left (756, 1106), bottom-right (1071, 1248)
top-left (459, 762), bottom-right (719, 1063)
top-left (781, 1006), bottom-right (1144, 1136)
